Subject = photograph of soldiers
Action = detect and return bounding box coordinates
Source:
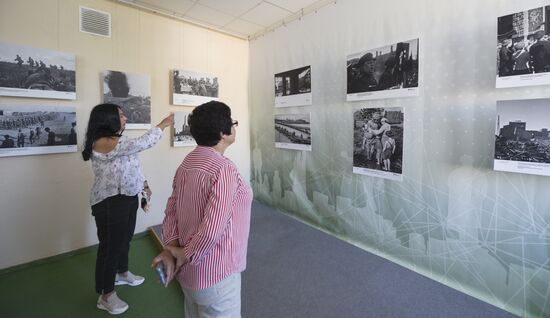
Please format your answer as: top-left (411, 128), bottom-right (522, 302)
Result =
top-left (0, 42), bottom-right (76, 99)
top-left (494, 98), bottom-right (550, 177)
top-left (0, 106), bottom-right (77, 157)
top-left (353, 107), bottom-right (403, 181)
top-left (347, 39), bottom-right (418, 101)
top-left (172, 69), bottom-right (219, 106)
top-left (497, 6), bottom-right (550, 88)
top-left (103, 70), bottom-right (151, 129)
top-left (172, 111), bottom-right (196, 147)
top-left (274, 113), bottom-right (311, 151)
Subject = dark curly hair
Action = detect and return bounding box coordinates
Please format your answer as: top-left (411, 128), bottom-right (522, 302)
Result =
top-left (188, 101), bottom-right (232, 146)
top-left (82, 104), bottom-right (122, 161)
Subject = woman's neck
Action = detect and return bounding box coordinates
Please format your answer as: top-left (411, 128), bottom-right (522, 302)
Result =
top-left (212, 143), bottom-right (227, 155)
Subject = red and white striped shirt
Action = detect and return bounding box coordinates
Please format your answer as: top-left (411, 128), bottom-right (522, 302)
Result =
top-left (162, 146), bottom-right (253, 290)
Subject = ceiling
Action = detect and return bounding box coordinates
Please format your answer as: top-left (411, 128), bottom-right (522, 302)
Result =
top-left (116, 0), bottom-right (335, 40)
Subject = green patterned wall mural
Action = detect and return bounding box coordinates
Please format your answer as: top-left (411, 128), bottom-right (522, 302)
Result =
top-left (249, 0), bottom-right (550, 317)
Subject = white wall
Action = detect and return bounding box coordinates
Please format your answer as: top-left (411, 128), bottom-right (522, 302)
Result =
top-left (0, 0), bottom-right (249, 269)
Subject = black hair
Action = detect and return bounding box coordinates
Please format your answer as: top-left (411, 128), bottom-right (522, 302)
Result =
top-left (82, 103), bottom-right (122, 161)
top-left (188, 101), bottom-right (232, 146)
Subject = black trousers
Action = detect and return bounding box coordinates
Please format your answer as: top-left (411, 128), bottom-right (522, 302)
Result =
top-left (92, 194), bottom-right (138, 294)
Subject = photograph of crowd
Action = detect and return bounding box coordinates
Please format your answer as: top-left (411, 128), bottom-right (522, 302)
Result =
top-left (347, 39), bottom-right (419, 101)
top-left (275, 113), bottom-right (311, 151)
top-left (0, 105), bottom-right (77, 157)
top-left (0, 42), bottom-right (76, 99)
top-left (274, 65), bottom-right (312, 107)
top-left (103, 70), bottom-right (151, 129)
top-left (172, 111), bottom-right (196, 147)
top-left (353, 107), bottom-right (403, 181)
top-left (172, 69), bottom-right (219, 106)
top-left (497, 6), bottom-right (550, 88)
top-left (494, 98), bottom-right (550, 176)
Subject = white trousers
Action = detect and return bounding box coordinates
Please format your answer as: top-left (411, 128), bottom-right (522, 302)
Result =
top-left (180, 273), bottom-right (242, 318)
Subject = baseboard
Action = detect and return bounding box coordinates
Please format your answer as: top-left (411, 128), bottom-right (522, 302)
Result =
top-left (0, 231), bottom-right (150, 275)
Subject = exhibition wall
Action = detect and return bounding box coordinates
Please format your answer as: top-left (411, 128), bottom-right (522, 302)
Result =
top-left (0, 0), bottom-right (250, 269)
top-left (249, 0), bottom-right (550, 316)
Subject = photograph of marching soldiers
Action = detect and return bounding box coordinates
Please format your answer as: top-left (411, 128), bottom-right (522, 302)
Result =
top-left (494, 98), bottom-right (550, 177)
top-left (274, 65), bottom-right (312, 107)
top-left (0, 106), bottom-right (77, 157)
top-left (347, 39), bottom-right (418, 101)
top-left (274, 113), bottom-right (312, 151)
top-left (497, 6), bottom-right (550, 88)
top-left (0, 42), bottom-right (76, 99)
top-left (172, 69), bottom-right (219, 106)
top-left (353, 107), bottom-right (403, 181)
top-left (172, 111), bottom-right (196, 147)
top-left (103, 70), bottom-right (151, 129)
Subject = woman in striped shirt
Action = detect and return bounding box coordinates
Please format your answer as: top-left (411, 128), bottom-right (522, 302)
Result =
top-left (153, 101), bottom-right (253, 318)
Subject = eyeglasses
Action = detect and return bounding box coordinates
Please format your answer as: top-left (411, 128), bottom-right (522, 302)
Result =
top-left (232, 120), bottom-right (239, 127)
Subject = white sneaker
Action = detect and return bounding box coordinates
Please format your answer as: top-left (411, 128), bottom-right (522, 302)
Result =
top-left (115, 271), bottom-right (145, 286)
top-left (97, 292), bottom-right (129, 315)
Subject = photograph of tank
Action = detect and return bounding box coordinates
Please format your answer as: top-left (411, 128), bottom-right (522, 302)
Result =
top-left (0, 42), bottom-right (76, 100)
top-left (494, 98), bottom-right (550, 176)
top-left (353, 107), bottom-right (403, 181)
top-left (274, 113), bottom-right (311, 151)
top-left (347, 39), bottom-right (419, 101)
top-left (274, 65), bottom-right (312, 107)
top-left (102, 70), bottom-right (151, 129)
top-left (172, 111), bottom-right (196, 147)
top-left (0, 105), bottom-right (77, 157)
top-left (497, 5), bottom-right (550, 88)
top-left (172, 69), bottom-right (219, 106)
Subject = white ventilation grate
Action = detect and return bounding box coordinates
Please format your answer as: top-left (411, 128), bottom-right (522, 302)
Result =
top-left (79, 6), bottom-right (111, 38)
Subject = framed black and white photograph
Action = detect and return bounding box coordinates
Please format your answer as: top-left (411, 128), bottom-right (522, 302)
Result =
top-left (102, 70), bottom-right (151, 130)
top-left (347, 39), bottom-right (419, 101)
top-left (172, 69), bottom-right (219, 106)
top-left (494, 98), bottom-right (550, 176)
top-left (274, 65), bottom-right (312, 107)
top-left (497, 6), bottom-right (550, 88)
top-left (353, 107), bottom-right (403, 181)
top-left (172, 111), bottom-right (196, 147)
top-left (274, 113), bottom-right (311, 151)
top-left (0, 42), bottom-right (76, 100)
top-left (0, 105), bottom-right (77, 157)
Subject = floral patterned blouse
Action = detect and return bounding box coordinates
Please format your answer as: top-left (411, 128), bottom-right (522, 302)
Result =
top-left (90, 127), bottom-right (162, 206)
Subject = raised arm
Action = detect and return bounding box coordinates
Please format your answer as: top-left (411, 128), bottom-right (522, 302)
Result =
top-left (114, 127), bottom-right (162, 156)
top-left (94, 114), bottom-right (174, 159)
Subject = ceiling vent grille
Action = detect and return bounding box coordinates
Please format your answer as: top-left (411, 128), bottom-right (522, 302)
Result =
top-left (80, 6), bottom-right (111, 38)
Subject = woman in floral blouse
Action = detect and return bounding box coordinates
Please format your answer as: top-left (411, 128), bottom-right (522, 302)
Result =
top-left (82, 103), bottom-right (173, 315)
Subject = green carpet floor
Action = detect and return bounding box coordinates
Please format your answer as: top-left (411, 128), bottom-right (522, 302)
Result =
top-left (0, 235), bottom-right (185, 318)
